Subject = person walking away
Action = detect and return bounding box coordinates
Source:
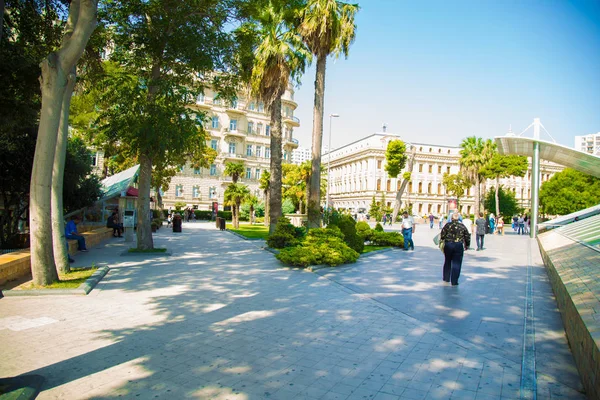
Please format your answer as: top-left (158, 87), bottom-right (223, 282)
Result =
top-left (440, 212), bottom-right (470, 286)
top-left (65, 216), bottom-right (88, 252)
top-left (518, 215), bottom-right (525, 235)
top-left (513, 215), bottom-right (518, 231)
top-left (524, 215), bottom-right (529, 234)
top-left (382, 214), bottom-right (387, 225)
top-left (475, 212), bottom-right (486, 250)
top-left (439, 215), bottom-right (445, 229)
top-left (401, 211), bottom-right (415, 251)
top-left (429, 213), bottom-right (434, 229)
top-left (489, 213), bottom-right (495, 234)
top-left (388, 213), bottom-right (393, 226)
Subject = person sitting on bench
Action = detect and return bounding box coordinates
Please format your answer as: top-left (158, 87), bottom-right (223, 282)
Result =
top-left (65, 216), bottom-right (88, 252)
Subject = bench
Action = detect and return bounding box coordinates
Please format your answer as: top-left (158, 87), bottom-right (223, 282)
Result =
top-left (0, 227), bottom-right (115, 285)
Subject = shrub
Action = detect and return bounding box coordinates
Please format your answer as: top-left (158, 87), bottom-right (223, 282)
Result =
top-left (194, 210), bottom-right (213, 220)
top-left (308, 226), bottom-right (344, 241)
top-left (276, 236), bottom-right (359, 267)
top-left (217, 211), bottom-right (232, 221)
top-left (331, 215), bottom-right (364, 253)
top-left (370, 231), bottom-right (403, 247)
top-left (151, 209), bottom-right (161, 219)
top-left (374, 222), bottom-right (384, 232)
top-left (266, 217), bottom-right (298, 248)
top-left (255, 217), bottom-right (264, 223)
top-left (356, 221), bottom-right (373, 241)
top-left (152, 218), bottom-right (163, 228)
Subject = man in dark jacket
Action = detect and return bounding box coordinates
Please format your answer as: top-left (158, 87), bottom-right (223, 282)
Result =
top-left (475, 212), bottom-right (486, 251)
top-left (440, 212), bottom-right (471, 286)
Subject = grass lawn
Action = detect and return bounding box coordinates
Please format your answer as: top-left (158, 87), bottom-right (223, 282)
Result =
top-left (227, 223), bottom-right (270, 239)
top-left (128, 248), bottom-right (167, 253)
top-left (362, 245), bottom-right (391, 254)
top-left (18, 267), bottom-right (98, 290)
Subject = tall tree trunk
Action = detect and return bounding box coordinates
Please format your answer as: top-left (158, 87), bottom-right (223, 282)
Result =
top-left (264, 190), bottom-right (270, 227)
top-left (495, 177), bottom-right (500, 218)
top-left (136, 153), bottom-right (154, 250)
top-left (155, 186), bottom-right (163, 209)
top-left (51, 68), bottom-right (76, 274)
top-left (474, 175), bottom-right (481, 219)
top-left (0, 0), bottom-right (5, 42)
top-left (307, 55), bottom-right (327, 228)
top-left (392, 147), bottom-right (416, 222)
top-left (269, 97), bottom-right (283, 233)
top-left (29, 0), bottom-right (98, 286)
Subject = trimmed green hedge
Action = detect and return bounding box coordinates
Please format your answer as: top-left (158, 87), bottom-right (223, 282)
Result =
top-left (217, 211), bottom-right (232, 221)
top-left (370, 231), bottom-right (403, 247)
top-left (194, 210), bottom-right (213, 220)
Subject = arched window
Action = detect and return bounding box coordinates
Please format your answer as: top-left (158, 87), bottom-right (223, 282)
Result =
top-left (418, 182), bottom-right (423, 193)
top-left (427, 183), bottom-right (432, 194)
top-left (437, 183), bottom-right (442, 194)
top-left (377, 179), bottom-right (381, 191)
top-left (386, 180), bottom-right (391, 191)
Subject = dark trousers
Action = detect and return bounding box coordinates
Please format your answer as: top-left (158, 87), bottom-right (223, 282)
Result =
top-left (443, 241), bottom-right (464, 285)
top-left (476, 234), bottom-right (485, 250)
top-left (66, 234), bottom-right (87, 251)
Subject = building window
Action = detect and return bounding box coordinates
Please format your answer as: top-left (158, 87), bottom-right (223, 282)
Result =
top-left (256, 146), bottom-right (262, 158)
top-left (230, 98), bottom-right (238, 109)
top-left (229, 142), bottom-right (236, 154)
top-left (419, 164), bottom-right (423, 172)
top-left (230, 119), bottom-right (237, 131)
top-left (446, 166), bottom-right (450, 174)
top-left (377, 179), bottom-right (381, 191)
top-left (246, 144), bottom-right (253, 156)
top-left (438, 166), bottom-right (442, 174)
top-left (266, 147), bottom-right (271, 158)
top-left (266, 125), bottom-right (271, 136)
top-left (258, 102), bottom-right (265, 112)
top-left (176, 185), bottom-right (183, 197)
top-left (437, 183), bottom-right (442, 194)
top-left (192, 186), bottom-right (200, 198)
top-left (409, 182), bottom-right (413, 192)
top-left (213, 97), bottom-right (222, 105)
top-left (418, 182), bottom-right (422, 193)
top-left (248, 101), bottom-right (255, 111)
top-left (196, 93), bottom-right (204, 104)
top-left (246, 167), bottom-right (252, 179)
top-left (91, 152), bottom-right (98, 166)
top-left (427, 183), bottom-right (432, 194)
top-left (211, 116), bottom-right (219, 129)
top-left (210, 164), bottom-right (217, 176)
top-left (257, 123), bottom-right (263, 135)
top-left (194, 167), bottom-right (201, 175)
top-left (386, 180), bottom-right (391, 192)
top-left (211, 139), bottom-right (218, 150)
top-left (428, 165), bottom-right (432, 173)
top-left (248, 121), bottom-right (254, 134)
top-left (255, 168), bottom-right (261, 179)
top-left (377, 160), bottom-right (382, 169)
top-left (209, 187), bottom-right (217, 199)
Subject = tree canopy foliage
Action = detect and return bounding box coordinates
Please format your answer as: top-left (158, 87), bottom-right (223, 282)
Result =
top-left (442, 173), bottom-right (470, 208)
top-left (483, 186), bottom-right (520, 219)
top-left (540, 168), bottom-right (600, 215)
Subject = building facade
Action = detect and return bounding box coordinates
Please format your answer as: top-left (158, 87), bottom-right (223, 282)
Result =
top-left (160, 86), bottom-right (300, 210)
top-left (292, 146), bottom-right (311, 165)
top-left (326, 133), bottom-right (564, 217)
top-left (574, 132), bottom-right (600, 156)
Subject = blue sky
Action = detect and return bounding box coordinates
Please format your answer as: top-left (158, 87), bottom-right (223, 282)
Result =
top-left (291, 0), bottom-right (600, 150)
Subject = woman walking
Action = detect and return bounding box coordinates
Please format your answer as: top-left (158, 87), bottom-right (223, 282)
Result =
top-left (440, 212), bottom-right (471, 286)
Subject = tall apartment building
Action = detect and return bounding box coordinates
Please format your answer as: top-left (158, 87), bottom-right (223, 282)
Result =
top-left (160, 86), bottom-right (300, 210)
top-left (291, 146), bottom-right (311, 164)
top-left (325, 133), bottom-right (563, 216)
top-left (574, 133), bottom-right (600, 156)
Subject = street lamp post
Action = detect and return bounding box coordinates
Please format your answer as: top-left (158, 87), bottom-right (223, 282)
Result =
top-left (326, 114), bottom-right (339, 209)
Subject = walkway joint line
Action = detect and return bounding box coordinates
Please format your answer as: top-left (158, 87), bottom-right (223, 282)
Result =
top-left (520, 239), bottom-right (538, 399)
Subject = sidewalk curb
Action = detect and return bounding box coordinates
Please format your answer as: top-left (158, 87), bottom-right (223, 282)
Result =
top-left (1, 266), bottom-right (110, 297)
top-left (120, 249), bottom-right (172, 256)
top-left (226, 230), bottom-right (266, 241)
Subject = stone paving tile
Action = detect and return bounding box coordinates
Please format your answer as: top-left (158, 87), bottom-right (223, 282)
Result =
top-left (0, 223), bottom-right (588, 399)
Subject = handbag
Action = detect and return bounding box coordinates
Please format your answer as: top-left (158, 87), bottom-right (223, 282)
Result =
top-left (439, 240), bottom-right (445, 253)
top-left (433, 233), bottom-right (445, 253)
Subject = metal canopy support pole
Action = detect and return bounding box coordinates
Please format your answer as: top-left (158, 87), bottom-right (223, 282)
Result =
top-left (531, 118), bottom-right (541, 239)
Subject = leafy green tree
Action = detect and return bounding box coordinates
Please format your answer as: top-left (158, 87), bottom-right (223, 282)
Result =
top-left (246, 1), bottom-right (309, 233)
top-left (97, 0), bottom-right (237, 250)
top-left (224, 162), bottom-right (245, 184)
top-left (442, 172), bottom-right (470, 209)
top-left (282, 160), bottom-right (325, 213)
top-left (384, 140), bottom-right (416, 222)
top-left (63, 137), bottom-right (102, 214)
top-left (282, 198), bottom-right (296, 215)
top-left (484, 186), bottom-right (519, 220)
top-left (459, 136), bottom-right (495, 219)
top-left (244, 194), bottom-right (259, 224)
top-left (224, 183), bottom-right (250, 229)
top-left (481, 154), bottom-right (528, 217)
top-left (259, 170), bottom-right (271, 226)
top-left (299, 0), bottom-right (359, 228)
top-left (540, 168), bottom-right (600, 215)
top-left (369, 196), bottom-right (381, 222)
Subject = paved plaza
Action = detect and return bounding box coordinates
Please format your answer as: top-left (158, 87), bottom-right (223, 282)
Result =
top-left (0, 222), bottom-right (587, 399)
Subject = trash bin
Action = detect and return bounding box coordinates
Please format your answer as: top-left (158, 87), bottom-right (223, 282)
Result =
top-left (173, 214), bottom-right (182, 232)
top-left (219, 217), bottom-right (226, 231)
top-left (215, 217), bottom-right (221, 229)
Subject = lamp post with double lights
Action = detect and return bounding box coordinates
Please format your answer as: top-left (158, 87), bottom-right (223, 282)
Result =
top-left (326, 114), bottom-right (339, 210)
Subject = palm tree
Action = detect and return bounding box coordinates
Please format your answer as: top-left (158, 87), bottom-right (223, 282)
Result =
top-left (244, 194), bottom-right (260, 224)
top-left (259, 170), bottom-right (271, 226)
top-left (298, 0), bottom-right (359, 228)
top-left (224, 183), bottom-right (250, 229)
top-left (249, 1), bottom-right (309, 233)
top-left (224, 161), bottom-right (245, 184)
top-left (459, 137), bottom-right (495, 218)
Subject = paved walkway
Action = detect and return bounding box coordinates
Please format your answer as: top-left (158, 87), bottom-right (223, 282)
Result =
top-left (0, 222), bottom-right (586, 399)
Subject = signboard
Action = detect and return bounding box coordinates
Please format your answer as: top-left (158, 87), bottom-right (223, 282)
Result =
top-left (212, 202), bottom-right (219, 213)
top-left (123, 210), bottom-right (135, 228)
top-left (447, 198), bottom-right (457, 211)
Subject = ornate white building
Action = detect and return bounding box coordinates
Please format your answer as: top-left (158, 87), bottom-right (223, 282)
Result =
top-left (160, 86), bottom-right (300, 210)
top-left (325, 133), bottom-right (563, 216)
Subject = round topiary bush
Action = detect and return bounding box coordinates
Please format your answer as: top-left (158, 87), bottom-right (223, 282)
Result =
top-left (355, 221), bottom-right (373, 241)
top-left (374, 222), bottom-right (384, 232)
top-left (276, 235), bottom-right (359, 267)
top-left (266, 217), bottom-right (299, 248)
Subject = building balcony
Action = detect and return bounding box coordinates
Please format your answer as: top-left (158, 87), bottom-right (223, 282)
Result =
top-left (284, 115), bottom-right (300, 127)
top-left (226, 106), bottom-right (247, 116)
top-left (223, 128), bottom-right (247, 139)
top-left (221, 153), bottom-right (247, 162)
top-left (284, 137), bottom-right (299, 149)
top-left (192, 100), bottom-right (212, 110)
